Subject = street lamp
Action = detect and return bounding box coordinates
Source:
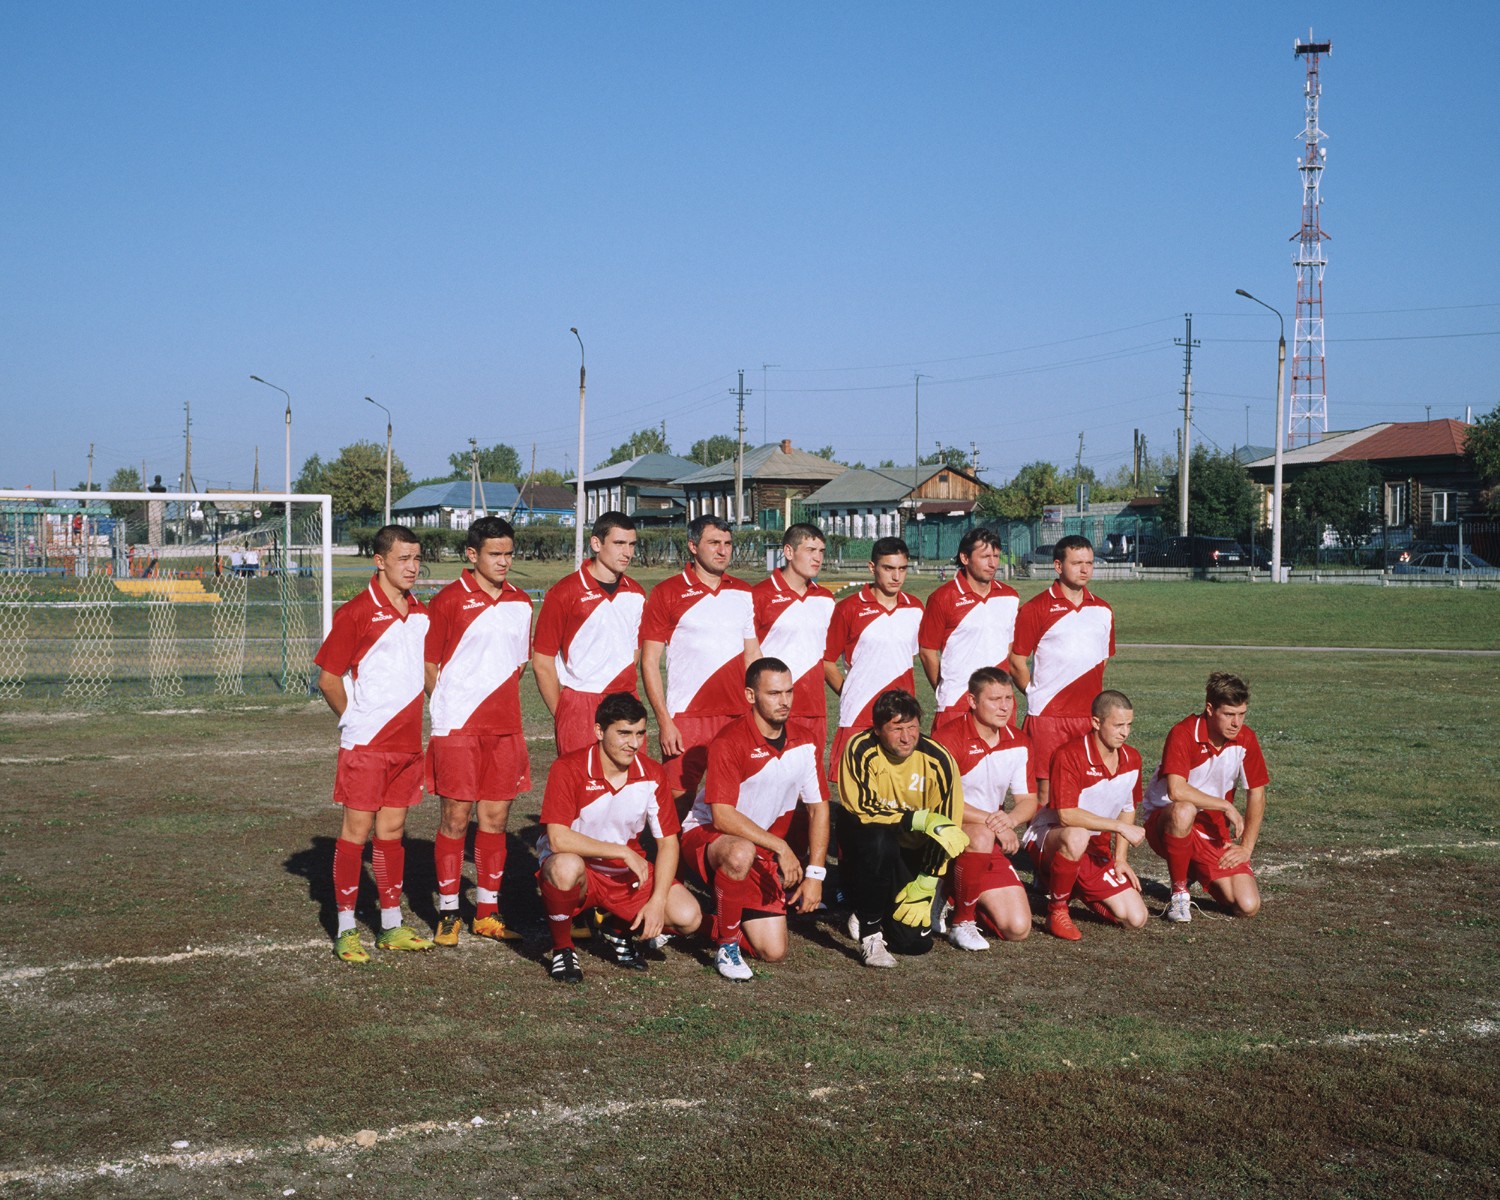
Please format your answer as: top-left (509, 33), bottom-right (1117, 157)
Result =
top-left (1234, 290), bottom-right (1288, 583)
top-left (570, 328), bottom-right (586, 567)
top-left (250, 374), bottom-right (295, 690)
top-left (365, 396), bottom-right (393, 526)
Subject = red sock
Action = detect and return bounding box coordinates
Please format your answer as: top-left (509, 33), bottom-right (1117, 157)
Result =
top-left (1048, 852), bottom-right (1082, 905)
top-left (539, 878), bottom-right (580, 951)
top-left (433, 832), bottom-right (465, 902)
top-left (370, 837), bottom-right (406, 911)
top-left (333, 837), bottom-right (364, 912)
top-left (473, 830), bottom-right (508, 918)
top-left (953, 850), bottom-right (988, 925)
top-left (713, 871), bottom-right (758, 945)
top-left (1164, 832), bottom-right (1194, 894)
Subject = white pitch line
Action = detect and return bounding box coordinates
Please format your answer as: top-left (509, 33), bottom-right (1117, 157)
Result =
top-left (0, 939), bottom-right (329, 984)
top-left (0, 1098), bottom-right (705, 1186)
top-left (1121, 641), bottom-right (1500, 657)
top-left (1256, 840), bottom-right (1500, 877)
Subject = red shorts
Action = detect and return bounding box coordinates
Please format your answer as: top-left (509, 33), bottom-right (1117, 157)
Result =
top-left (1036, 835), bottom-right (1133, 903)
top-left (333, 746), bottom-right (423, 812)
top-left (554, 688), bottom-right (624, 758)
top-left (425, 732), bottom-right (531, 803)
top-left (539, 861), bottom-right (660, 924)
top-left (785, 713), bottom-right (828, 761)
top-left (1144, 809), bottom-right (1255, 884)
top-left (932, 703), bottom-right (968, 733)
top-left (662, 713), bottom-right (734, 793)
top-left (679, 825), bottom-right (788, 915)
top-left (964, 845), bottom-right (1024, 894)
top-left (1025, 713), bottom-right (1095, 779)
top-left (826, 724), bottom-right (864, 785)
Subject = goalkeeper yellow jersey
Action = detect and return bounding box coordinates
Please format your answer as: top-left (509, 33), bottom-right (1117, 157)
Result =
top-left (837, 728), bottom-right (964, 829)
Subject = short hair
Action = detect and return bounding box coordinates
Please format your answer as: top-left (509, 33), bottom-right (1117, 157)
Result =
top-left (594, 691), bottom-right (647, 731)
top-left (870, 536), bottom-right (910, 563)
top-left (466, 515), bottom-right (515, 551)
top-left (873, 688), bottom-right (923, 727)
top-left (688, 514), bottom-right (734, 543)
top-left (591, 510), bottom-right (636, 541)
top-left (1091, 689), bottom-right (1133, 720)
top-left (745, 656), bottom-right (792, 689)
top-left (372, 524), bottom-right (420, 557)
top-left (1054, 534), bottom-right (1094, 561)
top-left (1206, 672), bottom-right (1251, 708)
top-left (967, 666), bottom-right (1014, 696)
top-left (782, 522), bottom-right (826, 551)
top-left (956, 526), bottom-right (1002, 564)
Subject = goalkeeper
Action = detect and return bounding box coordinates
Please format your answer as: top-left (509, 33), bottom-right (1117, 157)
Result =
top-left (836, 689), bottom-right (968, 967)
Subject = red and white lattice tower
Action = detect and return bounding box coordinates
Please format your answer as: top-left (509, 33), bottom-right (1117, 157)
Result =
top-left (1288, 32), bottom-right (1331, 446)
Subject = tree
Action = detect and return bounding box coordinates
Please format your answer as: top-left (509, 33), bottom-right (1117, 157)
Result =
top-left (294, 454), bottom-right (326, 494)
top-left (306, 442), bottom-right (412, 522)
top-left (976, 461), bottom-right (1072, 521)
top-left (812, 445), bottom-right (837, 461)
top-left (447, 443), bottom-right (521, 482)
top-left (1159, 448), bottom-right (1258, 539)
top-left (921, 447), bottom-right (971, 471)
top-left (688, 434), bottom-right (738, 466)
top-left (1286, 461), bottom-right (1382, 545)
top-left (1465, 402), bottom-right (1500, 513)
top-left (529, 467), bottom-right (568, 487)
top-left (597, 427), bottom-right (670, 469)
top-left (105, 466), bottom-right (143, 519)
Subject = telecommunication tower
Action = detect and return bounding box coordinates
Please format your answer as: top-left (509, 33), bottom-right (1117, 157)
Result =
top-left (1289, 32), bottom-right (1331, 446)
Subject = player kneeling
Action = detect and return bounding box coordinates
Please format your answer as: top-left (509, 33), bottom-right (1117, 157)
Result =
top-left (1023, 690), bottom-right (1148, 941)
top-left (535, 693), bottom-right (702, 983)
top-left (932, 668), bottom-right (1038, 949)
top-left (680, 658), bottom-right (831, 981)
top-left (1142, 672), bottom-right (1267, 921)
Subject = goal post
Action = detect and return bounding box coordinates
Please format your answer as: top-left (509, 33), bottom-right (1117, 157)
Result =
top-left (0, 489), bottom-right (333, 704)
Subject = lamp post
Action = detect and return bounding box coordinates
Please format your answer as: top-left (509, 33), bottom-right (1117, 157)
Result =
top-left (250, 374), bottom-right (295, 689)
top-left (570, 328), bottom-right (587, 567)
top-left (365, 396), bottom-right (393, 526)
top-left (1234, 290), bottom-right (1288, 583)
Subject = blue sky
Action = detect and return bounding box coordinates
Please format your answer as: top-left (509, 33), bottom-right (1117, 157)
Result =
top-left (3, 2), bottom-right (1497, 493)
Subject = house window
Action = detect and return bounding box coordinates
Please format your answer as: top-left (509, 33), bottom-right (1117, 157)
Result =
top-left (1385, 482), bottom-right (1409, 528)
top-left (1432, 491), bottom-right (1456, 524)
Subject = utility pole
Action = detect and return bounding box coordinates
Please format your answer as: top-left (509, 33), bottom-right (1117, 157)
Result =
top-left (730, 370), bottom-right (751, 526)
top-left (469, 437), bottom-right (480, 518)
top-left (1175, 313), bottom-right (1199, 536)
top-left (1075, 432), bottom-right (1086, 512)
top-left (183, 401), bottom-right (195, 494)
top-left (87, 444), bottom-right (95, 491)
top-left (1132, 429), bottom-right (1140, 492)
top-left (970, 441), bottom-right (980, 475)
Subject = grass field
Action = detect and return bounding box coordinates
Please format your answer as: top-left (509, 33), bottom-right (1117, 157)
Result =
top-left (2, 577), bottom-right (1498, 1198)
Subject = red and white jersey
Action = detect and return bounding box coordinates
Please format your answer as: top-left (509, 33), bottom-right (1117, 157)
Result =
top-left (932, 713), bottom-right (1034, 817)
top-left (682, 714), bottom-right (828, 837)
top-left (919, 573), bottom-right (1021, 713)
top-left (424, 570), bottom-right (532, 737)
top-left (753, 570), bottom-right (836, 723)
top-left (825, 586), bottom-right (922, 731)
top-left (1010, 584), bottom-right (1114, 719)
top-left (1031, 735), bottom-right (1142, 859)
top-left (314, 577), bottom-right (429, 753)
top-left (639, 569), bottom-right (756, 717)
top-left (533, 562), bottom-right (647, 695)
top-left (1142, 714), bottom-right (1269, 839)
top-left (536, 744), bottom-right (681, 877)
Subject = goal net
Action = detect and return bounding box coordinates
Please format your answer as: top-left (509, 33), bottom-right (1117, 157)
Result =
top-left (0, 490), bottom-right (332, 705)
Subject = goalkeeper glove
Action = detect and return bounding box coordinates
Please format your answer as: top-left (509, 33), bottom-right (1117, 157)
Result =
top-left (892, 875), bottom-right (938, 927)
top-left (907, 808), bottom-right (970, 857)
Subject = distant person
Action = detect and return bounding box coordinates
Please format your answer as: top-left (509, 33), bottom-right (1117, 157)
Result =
top-left (424, 516), bottom-right (533, 946)
top-left (931, 668), bottom-right (1038, 949)
top-left (314, 525), bottom-right (433, 962)
top-left (532, 512), bottom-right (647, 757)
top-left (836, 689), bottom-right (969, 967)
top-left (752, 523), bottom-right (836, 755)
top-left (534, 693), bottom-right (703, 983)
top-left (1008, 535), bottom-right (1114, 809)
top-left (823, 537), bottom-right (923, 784)
top-left (245, 547), bottom-right (260, 576)
top-left (919, 527), bottom-right (1021, 730)
top-left (1141, 672), bottom-right (1268, 922)
top-left (1023, 690), bottom-right (1148, 941)
top-left (640, 515), bottom-right (760, 798)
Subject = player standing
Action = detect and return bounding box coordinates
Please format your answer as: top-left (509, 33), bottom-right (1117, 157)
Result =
top-left (931, 668), bottom-right (1038, 949)
top-left (679, 658), bottom-right (831, 980)
top-left (532, 512), bottom-right (647, 757)
top-left (837, 689), bottom-right (969, 967)
top-left (752, 523), bottom-right (836, 752)
top-left (823, 536), bottom-right (923, 783)
top-left (535, 693), bottom-right (704, 983)
top-left (315, 525), bottom-right (433, 962)
top-left (640, 515), bottom-right (760, 798)
top-left (919, 528), bottom-right (1020, 730)
top-left (1142, 672), bottom-right (1267, 921)
top-left (1023, 690), bottom-right (1148, 941)
top-left (1008, 535), bottom-right (1114, 809)
top-left (424, 516), bottom-right (533, 946)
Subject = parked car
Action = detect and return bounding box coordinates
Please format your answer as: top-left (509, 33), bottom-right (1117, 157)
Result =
top-left (1021, 543), bottom-right (1056, 569)
top-left (1140, 536), bottom-right (1249, 569)
top-left (1391, 551), bottom-right (1498, 577)
top-left (1102, 532), bottom-right (1160, 563)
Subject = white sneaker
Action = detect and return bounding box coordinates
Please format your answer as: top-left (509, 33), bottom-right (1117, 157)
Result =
top-left (947, 919), bottom-right (990, 952)
top-left (715, 942), bottom-right (753, 981)
top-left (935, 898), bottom-right (952, 935)
top-left (846, 913), bottom-right (861, 942)
top-left (860, 930), bottom-right (897, 968)
top-left (644, 933), bottom-right (674, 951)
top-left (1165, 891), bottom-right (1193, 923)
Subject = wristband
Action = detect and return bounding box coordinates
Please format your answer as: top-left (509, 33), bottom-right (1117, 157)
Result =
top-left (803, 864), bottom-right (827, 881)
